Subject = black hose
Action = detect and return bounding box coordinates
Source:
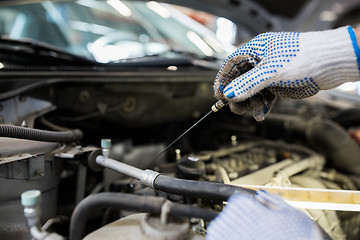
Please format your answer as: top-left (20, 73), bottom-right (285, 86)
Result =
top-left (305, 118), bottom-right (360, 175)
top-left (70, 192), bottom-right (219, 240)
top-left (331, 108), bottom-right (360, 129)
top-left (0, 124), bottom-right (83, 142)
top-left (154, 175), bottom-right (255, 201)
top-left (169, 203), bottom-right (219, 221)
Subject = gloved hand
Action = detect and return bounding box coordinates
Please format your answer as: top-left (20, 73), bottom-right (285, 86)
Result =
top-left (206, 190), bottom-right (330, 240)
top-left (214, 26), bottom-right (360, 121)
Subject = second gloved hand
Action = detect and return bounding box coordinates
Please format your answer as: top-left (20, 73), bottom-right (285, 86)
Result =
top-left (207, 190), bottom-right (330, 240)
top-left (214, 26), bottom-right (360, 120)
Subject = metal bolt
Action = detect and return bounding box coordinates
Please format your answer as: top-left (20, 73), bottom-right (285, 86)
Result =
top-left (21, 120), bottom-right (27, 127)
top-left (231, 135), bottom-right (237, 146)
top-left (175, 149), bottom-right (181, 161)
top-left (35, 169), bottom-right (44, 177)
top-left (121, 96), bottom-right (137, 113)
top-left (79, 90), bottom-right (90, 102)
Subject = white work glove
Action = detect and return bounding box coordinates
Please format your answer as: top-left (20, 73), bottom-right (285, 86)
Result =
top-left (214, 26), bottom-right (360, 121)
top-left (207, 190), bottom-right (330, 240)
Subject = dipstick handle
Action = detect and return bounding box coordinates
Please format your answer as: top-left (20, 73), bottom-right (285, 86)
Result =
top-left (211, 100), bottom-right (227, 112)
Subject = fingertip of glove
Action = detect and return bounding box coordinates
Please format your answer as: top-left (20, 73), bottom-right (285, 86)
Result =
top-left (226, 92), bottom-right (235, 98)
top-left (218, 84), bottom-right (225, 93)
top-left (223, 86), bottom-right (235, 98)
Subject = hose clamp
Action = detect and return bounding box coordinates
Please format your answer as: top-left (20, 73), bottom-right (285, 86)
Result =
top-left (142, 169), bottom-right (160, 188)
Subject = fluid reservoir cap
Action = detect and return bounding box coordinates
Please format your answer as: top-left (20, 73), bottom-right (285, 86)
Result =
top-left (21, 190), bottom-right (41, 207)
top-left (101, 139), bottom-right (112, 149)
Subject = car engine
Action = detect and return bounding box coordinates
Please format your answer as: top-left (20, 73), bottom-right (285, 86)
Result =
top-left (1, 78), bottom-right (360, 240)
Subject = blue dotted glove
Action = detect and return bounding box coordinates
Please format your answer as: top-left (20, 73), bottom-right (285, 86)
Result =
top-left (214, 26), bottom-right (360, 121)
top-left (207, 190), bottom-right (331, 240)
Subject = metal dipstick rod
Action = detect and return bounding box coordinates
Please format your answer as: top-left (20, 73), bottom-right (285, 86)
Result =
top-left (154, 100), bottom-right (227, 159)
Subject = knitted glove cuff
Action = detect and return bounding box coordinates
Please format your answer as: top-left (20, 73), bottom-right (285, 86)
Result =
top-left (282, 26), bottom-right (360, 90)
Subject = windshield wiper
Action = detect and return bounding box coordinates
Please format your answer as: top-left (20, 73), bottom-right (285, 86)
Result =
top-left (0, 36), bottom-right (97, 65)
top-left (109, 48), bottom-right (222, 69)
top-left (167, 48), bottom-right (221, 61)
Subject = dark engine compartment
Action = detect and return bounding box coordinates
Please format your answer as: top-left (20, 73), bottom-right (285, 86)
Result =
top-left (1, 69), bottom-right (360, 240)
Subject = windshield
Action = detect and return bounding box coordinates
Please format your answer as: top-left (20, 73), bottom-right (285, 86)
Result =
top-left (0, 0), bottom-right (234, 63)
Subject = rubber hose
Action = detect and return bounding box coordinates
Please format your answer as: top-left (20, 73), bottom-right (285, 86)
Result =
top-left (305, 118), bottom-right (360, 175)
top-left (153, 175), bottom-right (255, 201)
top-left (265, 114), bottom-right (360, 175)
top-left (331, 108), bottom-right (360, 129)
top-left (70, 192), bottom-right (219, 240)
top-left (0, 124), bottom-right (83, 142)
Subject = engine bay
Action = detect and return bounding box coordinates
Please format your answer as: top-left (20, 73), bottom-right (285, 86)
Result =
top-left (1, 76), bottom-right (360, 240)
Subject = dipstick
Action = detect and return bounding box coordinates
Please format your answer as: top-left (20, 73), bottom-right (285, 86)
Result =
top-left (154, 100), bottom-right (227, 159)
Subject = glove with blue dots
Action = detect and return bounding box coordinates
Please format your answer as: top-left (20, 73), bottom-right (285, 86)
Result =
top-left (207, 190), bottom-right (331, 240)
top-left (214, 26), bottom-right (360, 121)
